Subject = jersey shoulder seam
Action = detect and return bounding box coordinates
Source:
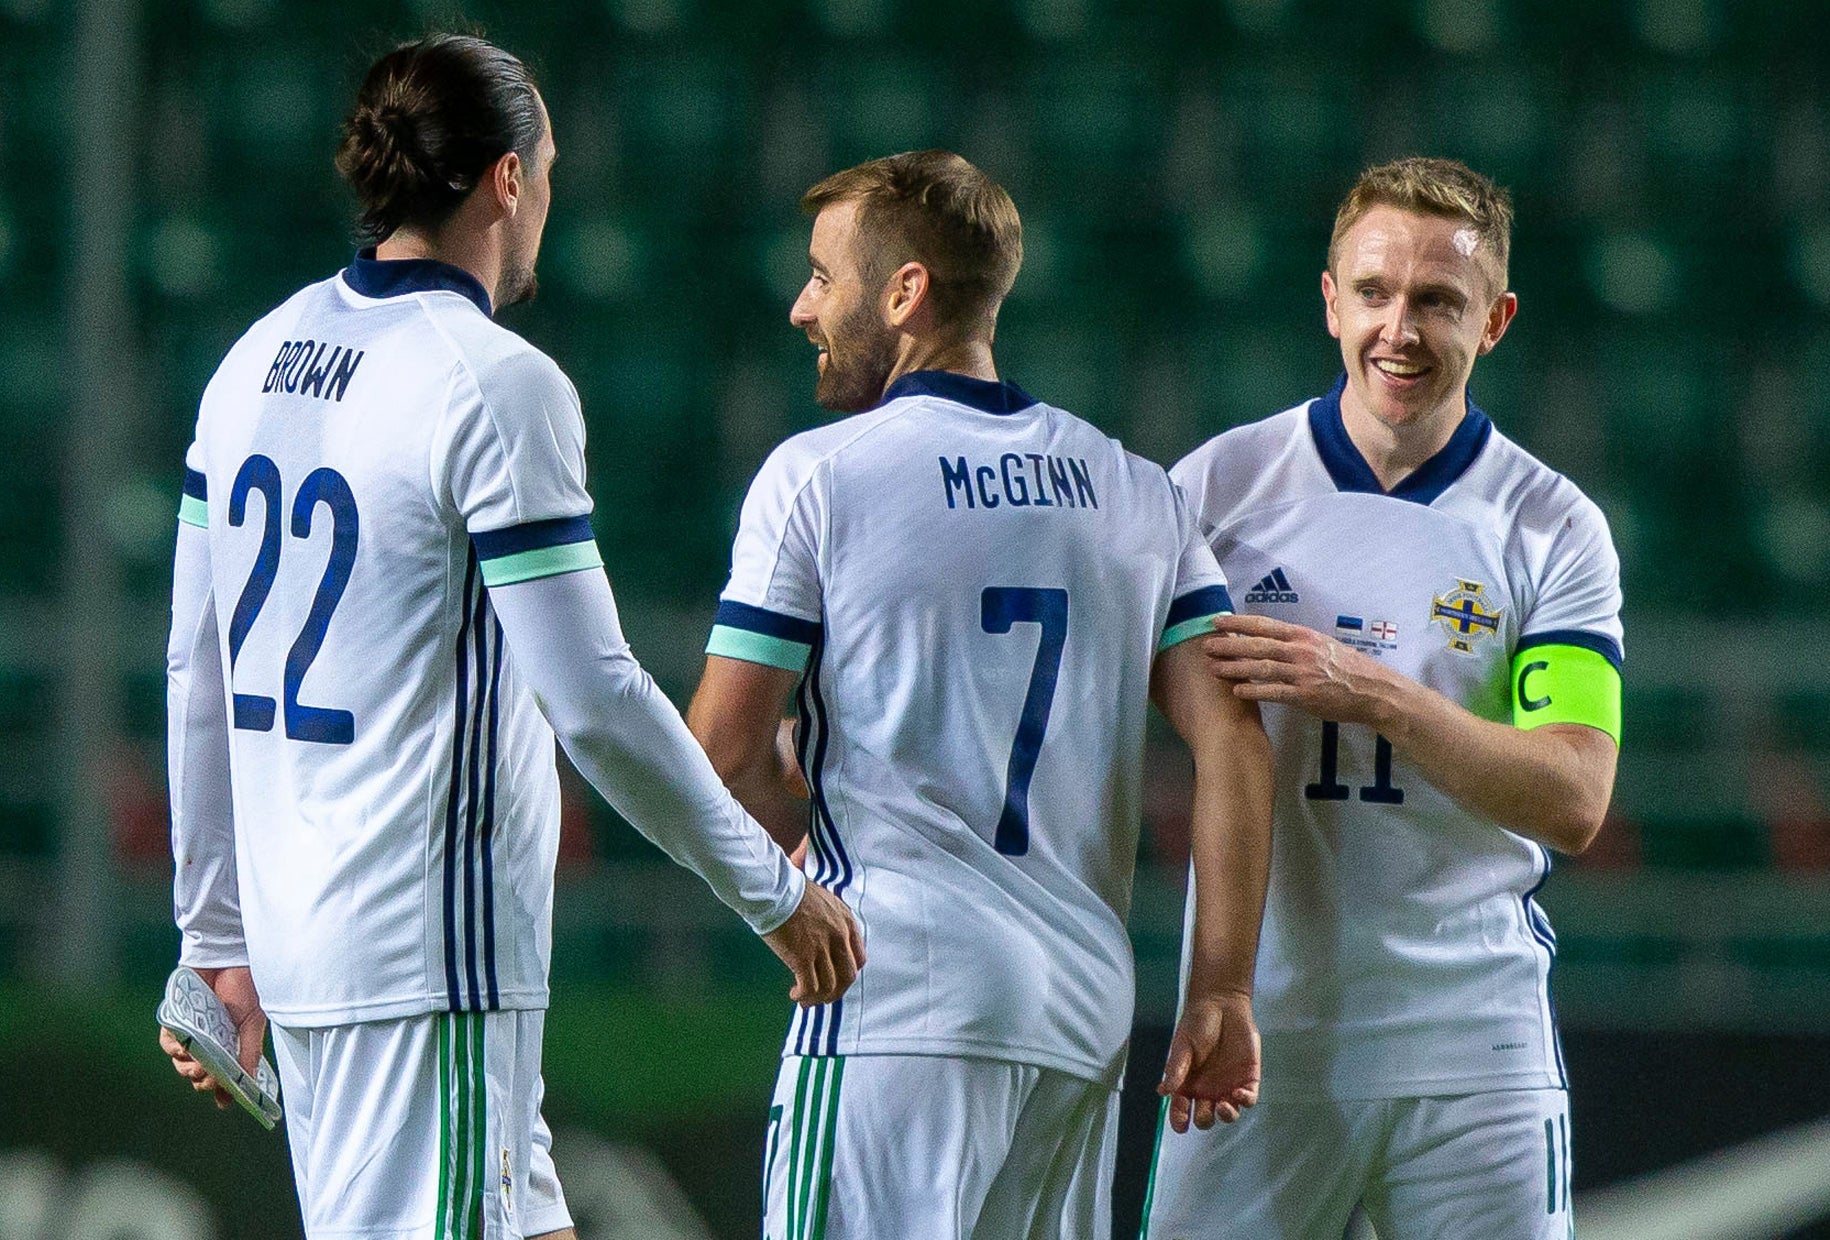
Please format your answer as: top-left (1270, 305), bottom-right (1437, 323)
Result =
top-left (415, 299), bottom-right (567, 528)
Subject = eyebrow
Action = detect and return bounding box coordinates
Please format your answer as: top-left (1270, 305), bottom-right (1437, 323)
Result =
top-left (1351, 275), bottom-right (1466, 300)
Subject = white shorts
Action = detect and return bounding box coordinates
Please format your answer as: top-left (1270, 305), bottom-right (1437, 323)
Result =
top-left (272, 1009), bottom-right (571, 1240)
top-left (762, 1053), bottom-right (1120, 1240)
top-left (1140, 1088), bottom-right (1573, 1240)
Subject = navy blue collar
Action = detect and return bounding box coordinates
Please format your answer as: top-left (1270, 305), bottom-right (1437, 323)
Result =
top-left (1307, 374), bottom-right (1492, 506)
top-left (883, 369), bottom-right (1038, 415)
top-left (341, 247), bottom-right (493, 317)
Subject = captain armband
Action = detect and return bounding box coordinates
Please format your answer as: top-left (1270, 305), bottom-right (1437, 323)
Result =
top-left (1510, 633), bottom-right (1622, 744)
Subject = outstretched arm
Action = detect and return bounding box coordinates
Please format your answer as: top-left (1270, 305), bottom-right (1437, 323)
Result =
top-left (1150, 636), bottom-right (1275, 1134)
top-left (487, 568), bottom-right (860, 1004)
top-left (163, 503), bottom-right (268, 1105)
top-left (1203, 614), bottom-right (1617, 854)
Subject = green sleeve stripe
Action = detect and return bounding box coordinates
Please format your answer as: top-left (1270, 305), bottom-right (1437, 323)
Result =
top-left (1512, 643), bottom-right (1622, 743)
top-left (178, 495), bottom-right (208, 528)
top-left (706, 625), bottom-right (811, 672)
top-left (1158, 610), bottom-right (1228, 652)
top-left (478, 540), bottom-right (602, 586)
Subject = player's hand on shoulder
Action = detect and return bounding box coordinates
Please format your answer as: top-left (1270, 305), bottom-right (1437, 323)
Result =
top-left (762, 880), bottom-right (865, 1007)
top-left (1202, 613), bottom-right (1388, 725)
top-left (1158, 988), bottom-right (1261, 1134)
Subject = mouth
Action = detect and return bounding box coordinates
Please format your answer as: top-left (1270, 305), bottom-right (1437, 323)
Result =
top-left (1370, 357), bottom-right (1431, 386)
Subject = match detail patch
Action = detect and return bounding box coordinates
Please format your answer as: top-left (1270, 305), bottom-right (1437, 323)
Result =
top-left (470, 516), bottom-right (602, 587)
top-left (1159, 584), bottom-right (1234, 652)
top-left (1511, 630), bottom-right (1623, 743)
top-left (706, 600), bottom-right (822, 672)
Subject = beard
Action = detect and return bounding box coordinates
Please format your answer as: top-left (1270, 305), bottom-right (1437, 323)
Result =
top-left (813, 300), bottom-right (899, 412)
top-left (497, 262), bottom-right (539, 309)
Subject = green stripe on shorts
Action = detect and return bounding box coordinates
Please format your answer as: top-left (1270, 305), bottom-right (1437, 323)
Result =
top-left (436, 1016), bottom-right (452, 1240)
top-left (438, 1013), bottom-right (487, 1240)
top-left (1137, 1096), bottom-right (1169, 1239)
top-left (785, 1058), bottom-right (813, 1240)
top-left (809, 1057), bottom-right (845, 1240)
top-left (783, 1057), bottom-right (845, 1240)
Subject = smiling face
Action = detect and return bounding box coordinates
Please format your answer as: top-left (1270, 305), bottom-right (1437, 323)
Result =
top-left (789, 199), bottom-right (902, 412)
top-left (1321, 204), bottom-right (1516, 433)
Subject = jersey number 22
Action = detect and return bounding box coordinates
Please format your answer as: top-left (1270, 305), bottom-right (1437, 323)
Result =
top-left (226, 454), bottom-right (359, 745)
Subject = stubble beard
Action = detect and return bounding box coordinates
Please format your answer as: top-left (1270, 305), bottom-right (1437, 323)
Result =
top-left (498, 263), bottom-right (539, 309)
top-left (814, 303), bottom-right (899, 413)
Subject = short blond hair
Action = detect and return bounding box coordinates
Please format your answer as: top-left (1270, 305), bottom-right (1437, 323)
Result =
top-left (1328, 157), bottom-right (1514, 294)
top-left (801, 149), bottom-right (1023, 336)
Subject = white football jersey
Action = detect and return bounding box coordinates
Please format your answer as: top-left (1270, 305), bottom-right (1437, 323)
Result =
top-left (708, 371), bottom-right (1232, 1086)
top-left (181, 254), bottom-right (610, 1026)
top-left (1171, 377), bottom-right (1623, 1098)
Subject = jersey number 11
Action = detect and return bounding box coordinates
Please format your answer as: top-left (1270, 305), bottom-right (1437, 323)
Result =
top-left (1304, 721), bottom-right (1405, 804)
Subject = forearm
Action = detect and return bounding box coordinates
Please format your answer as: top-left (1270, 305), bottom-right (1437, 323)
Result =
top-left (685, 705), bottom-right (808, 854)
top-left (1369, 676), bottom-right (1614, 854)
top-left (489, 570), bottom-right (805, 933)
top-left (1185, 718), bottom-right (1275, 999)
top-left (166, 523), bottom-right (245, 967)
top-left (1153, 639), bottom-right (1275, 1001)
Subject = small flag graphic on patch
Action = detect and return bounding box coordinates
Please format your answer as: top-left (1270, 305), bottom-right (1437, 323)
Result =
top-left (1371, 620), bottom-right (1398, 640)
top-left (1336, 615), bottom-right (1363, 632)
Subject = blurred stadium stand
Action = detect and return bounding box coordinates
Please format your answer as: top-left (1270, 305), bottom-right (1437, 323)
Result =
top-left (2, 0), bottom-right (1829, 1234)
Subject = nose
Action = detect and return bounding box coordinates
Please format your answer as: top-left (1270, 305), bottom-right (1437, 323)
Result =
top-left (789, 282), bottom-right (817, 327)
top-left (1380, 296), bottom-right (1420, 347)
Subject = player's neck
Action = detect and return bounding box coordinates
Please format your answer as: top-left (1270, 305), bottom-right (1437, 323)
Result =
top-left (884, 338), bottom-right (998, 391)
top-left (376, 226), bottom-right (500, 313)
top-left (1338, 384), bottom-right (1467, 492)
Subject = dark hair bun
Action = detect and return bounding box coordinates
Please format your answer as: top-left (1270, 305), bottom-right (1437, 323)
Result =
top-left (335, 34), bottom-right (543, 243)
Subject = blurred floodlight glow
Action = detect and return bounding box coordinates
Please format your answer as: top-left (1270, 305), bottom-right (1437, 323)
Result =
top-left (1225, 0), bottom-right (1295, 37)
top-left (1633, 0), bottom-right (1718, 55)
top-left (146, 217), bottom-right (225, 301)
top-left (1790, 221), bottom-right (1830, 306)
top-left (1019, 0), bottom-right (1090, 41)
top-left (202, 0), bottom-right (276, 28)
top-left (1418, 0), bottom-right (1501, 54)
top-left (1587, 233), bottom-right (1681, 316)
top-left (559, 217), bottom-right (642, 303)
top-left (813, 0), bottom-right (892, 38)
top-left (1758, 494), bottom-right (1830, 586)
top-left (1185, 203), bottom-right (1264, 300)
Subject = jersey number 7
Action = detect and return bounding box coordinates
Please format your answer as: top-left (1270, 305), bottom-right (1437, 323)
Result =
top-left (980, 587), bottom-right (1069, 856)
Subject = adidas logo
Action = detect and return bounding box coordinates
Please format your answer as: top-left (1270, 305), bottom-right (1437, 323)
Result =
top-left (1243, 567), bottom-right (1299, 605)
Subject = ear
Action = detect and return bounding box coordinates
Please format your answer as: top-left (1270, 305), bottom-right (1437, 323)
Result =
top-left (1320, 269), bottom-right (1342, 340)
top-left (883, 261), bottom-right (930, 329)
top-left (1477, 290), bottom-right (1518, 355)
top-left (488, 150), bottom-right (523, 219)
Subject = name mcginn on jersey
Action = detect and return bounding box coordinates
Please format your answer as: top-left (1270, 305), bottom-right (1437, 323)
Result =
top-left (939, 453), bottom-right (1098, 511)
top-left (262, 339), bottom-right (365, 402)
